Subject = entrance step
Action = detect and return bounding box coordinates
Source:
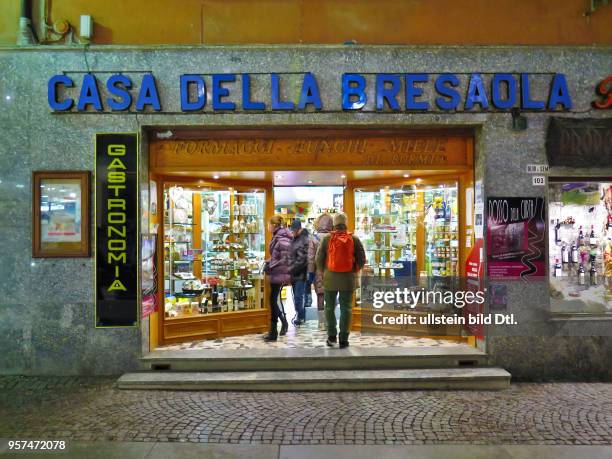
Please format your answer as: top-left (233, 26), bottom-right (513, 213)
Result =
top-left (141, 345), bottom-right (488, 372)
top-left (118, 367), bottom-right (511, 391)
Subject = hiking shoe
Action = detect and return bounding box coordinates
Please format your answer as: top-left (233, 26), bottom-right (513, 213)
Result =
top-left (263, 333), bottom-right (278, 342)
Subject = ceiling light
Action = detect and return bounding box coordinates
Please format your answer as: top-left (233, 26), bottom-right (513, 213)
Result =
top-left (341, 174), bottom-right (346, 179)
top-left (156, 130), bottom-right (173, 139)
top-left (5, 95), bottom-right (11, 101)
top-left (416, 178), bottom-right (422, 183)
top-left (213, 174), bottom-right (220, 179)
top-left (403, 173), bottom-right (410, 178)
top-left (307, 180), bottom-right (313, 184)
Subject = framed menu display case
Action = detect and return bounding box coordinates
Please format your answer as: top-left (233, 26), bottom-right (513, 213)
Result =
top-left (32, 171), bottom-right (90, 258)
top-left (161, 182), bottom-right (269, 342)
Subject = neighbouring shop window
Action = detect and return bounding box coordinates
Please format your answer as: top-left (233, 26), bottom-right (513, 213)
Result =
top-left (549, 180), bottom-right (612, 314)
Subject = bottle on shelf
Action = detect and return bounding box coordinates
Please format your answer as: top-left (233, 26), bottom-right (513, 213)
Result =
top-left (233, 202), bottom-right (240, 216)
top-left (561, 243), bottom-right (569, 265)
top-left (571, 243), bottom-right (579, 264)
top-left (578, 226), bottom-right (584, 246)
top-left (232, 216), bottom-right (240, 233)
top-left (554, 258), bottom-right (562, 277)
top-left (554, 219), bottom-right (561, 244)
top-left (578, 263), bottom-right (586, 286)
top-left (589, 225), bottom-right (597, 246)
top-left (589, 261), bottom-right (598, 286)
top-left (212, 285), bottom-right (219, 307)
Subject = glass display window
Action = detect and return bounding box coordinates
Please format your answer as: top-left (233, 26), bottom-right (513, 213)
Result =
top-left (354, 179), bottom-right (460, 312)
top-left (548, 180), bottom-right (612, 314)
top-left (163, 184), bottom-right (266, 319)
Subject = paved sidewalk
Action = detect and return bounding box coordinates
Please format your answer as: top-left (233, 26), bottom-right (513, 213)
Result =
top-left (0, 377), bottom-right (610, 447)
top-left (1, 442), bottom-right (611, 458)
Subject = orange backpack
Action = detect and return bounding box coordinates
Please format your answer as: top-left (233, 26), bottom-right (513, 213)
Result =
top-left (326, 231), bottom-right (354, 273)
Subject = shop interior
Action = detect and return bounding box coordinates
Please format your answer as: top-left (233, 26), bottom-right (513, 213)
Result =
top-left (154, 169), bottom-right (472, 346)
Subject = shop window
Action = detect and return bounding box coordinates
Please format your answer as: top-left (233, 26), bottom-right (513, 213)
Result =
top-left (163, 185), bottom-right (266, 318)
top-left (549, 180), bottom-right (612, 314)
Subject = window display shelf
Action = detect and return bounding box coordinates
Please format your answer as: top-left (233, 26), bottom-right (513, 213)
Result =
top-left (164, 185), bottom-right (266, 323)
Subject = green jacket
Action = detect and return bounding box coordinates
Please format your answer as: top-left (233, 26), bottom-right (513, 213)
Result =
top-left (315, 231), bottom-right (366, 291)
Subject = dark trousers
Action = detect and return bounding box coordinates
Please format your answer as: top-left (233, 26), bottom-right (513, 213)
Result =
top-left (324, 290), bottom-right (354, 343)
top-left (292, 280), bottom-right (306, 322)
top-left (270, 283), bottom-right (286, 334)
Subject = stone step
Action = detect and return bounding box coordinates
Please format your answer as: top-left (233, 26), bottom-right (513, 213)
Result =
top-left (142, 345), bottom-right (488, 372)
top-left (118, 367), bottom-right (511, 391)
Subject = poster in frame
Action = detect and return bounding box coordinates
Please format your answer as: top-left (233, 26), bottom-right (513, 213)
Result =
top-left (32, 171), bottom-right (90, 258)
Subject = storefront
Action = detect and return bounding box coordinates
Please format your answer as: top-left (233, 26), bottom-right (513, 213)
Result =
top-left (148, 130), bottom-right (474, 344)
top-left (1, 45), bottom-right (610, 379)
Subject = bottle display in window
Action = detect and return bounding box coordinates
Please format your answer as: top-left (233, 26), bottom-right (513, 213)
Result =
top-left (549, 181), bottom-right (612, 313)
top-left (163, 185), bottom-right (266, 319)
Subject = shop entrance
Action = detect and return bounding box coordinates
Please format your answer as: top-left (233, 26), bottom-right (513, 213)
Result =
top-left (147, 129), bottom-right (476, 350)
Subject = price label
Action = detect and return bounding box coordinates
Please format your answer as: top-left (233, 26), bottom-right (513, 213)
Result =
top-left (532, 176), bottom-right (546, 186)
top-left (526, 164), bottom-right (549, 174)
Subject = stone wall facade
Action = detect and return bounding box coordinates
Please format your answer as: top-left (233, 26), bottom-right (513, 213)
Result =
top-left (0, 45), bottom-right (610, 379)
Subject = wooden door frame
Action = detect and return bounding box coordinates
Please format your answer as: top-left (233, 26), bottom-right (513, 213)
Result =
top-left (148, 128), bottom-right (475, 348)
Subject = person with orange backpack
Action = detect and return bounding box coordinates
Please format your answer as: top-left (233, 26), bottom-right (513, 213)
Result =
top-left (315, 213), bottom-right (366, 348)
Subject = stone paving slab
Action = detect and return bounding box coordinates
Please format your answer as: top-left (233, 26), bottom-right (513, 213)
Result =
top-left (1, 442), bottom-right (611, 459)
top-left (117, 367), bottom-right (510, 391)
top-left (0, 377), bottom-right (610, 446)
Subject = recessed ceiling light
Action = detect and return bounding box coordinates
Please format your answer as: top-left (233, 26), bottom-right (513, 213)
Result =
top-left (307, 180), bottom-right (313, 184)
top-left (416, 178), bottom-right (422, 183)
top-left (156, 130), bottom-right (173, 139)
top-left (403, 173), bottom-right (410, 178)
top-left (213, 174), bottom-right (220, 179)
top-left (5, 95), bottom-right (11, 101)
top-left (341, 174), bottom-right (346, 179)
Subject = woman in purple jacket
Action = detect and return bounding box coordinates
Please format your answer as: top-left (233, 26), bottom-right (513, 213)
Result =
top-left (263, 215), bottom-right (292, 341)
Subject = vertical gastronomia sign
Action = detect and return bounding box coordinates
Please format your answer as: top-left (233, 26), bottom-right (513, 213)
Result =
top-left (95, 133), bottom-right (139, 327)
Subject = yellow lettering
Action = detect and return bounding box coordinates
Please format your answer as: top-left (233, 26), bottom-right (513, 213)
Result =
top-left (108, 239), bottom-right (126, 251)
top-left (108, 171), bottom-right (126, 184)
top-left (108, 279), bottom-right (127, 291)
top-left (108, 252), bottom-right (127, 264)
top-left (108, 144), bottom-right (126, 156)
top-left (107, 199), bottom-right (126, 211)
top-left (107, 225), bottom-right (126, 238)
top-left (108, 185), bottom-right (126, 196)
top-left (108, 157), bottom-right (126, 170)
top-left (108, 212), bottom-right (126, 224)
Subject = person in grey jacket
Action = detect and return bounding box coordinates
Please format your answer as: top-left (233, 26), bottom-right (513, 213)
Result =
top-left (263, 215), bottom-right (292, 342)
top-left (307, 213), bottom-right (333, 330)
top-left (315, 213), bottom-right (366, 348)
top-left (289, 219), bottom-right (310, 326)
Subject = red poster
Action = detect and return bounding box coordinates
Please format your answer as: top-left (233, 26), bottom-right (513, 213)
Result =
top-left (487, 197), bottom-right (546, 280)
